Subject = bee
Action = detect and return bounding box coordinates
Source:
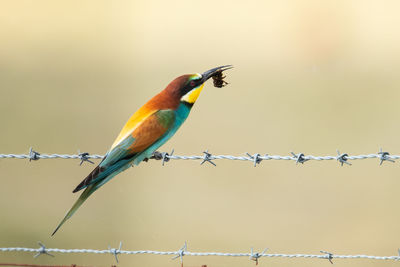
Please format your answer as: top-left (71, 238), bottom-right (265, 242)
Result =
top-left (212, 70), bottom-right (229, 88)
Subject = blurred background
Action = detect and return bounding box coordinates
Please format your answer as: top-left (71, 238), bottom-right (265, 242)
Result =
top-left (1, 0), bottom-right (400, 266)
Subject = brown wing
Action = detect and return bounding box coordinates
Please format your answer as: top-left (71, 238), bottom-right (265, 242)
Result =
top-left (72, 109), bottom-right (175, 193)
top-left (130, 114), bottom-right (171, 152)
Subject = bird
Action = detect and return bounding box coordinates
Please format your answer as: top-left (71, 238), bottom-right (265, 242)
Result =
top-left (52, 65), bottom-right (233, 235)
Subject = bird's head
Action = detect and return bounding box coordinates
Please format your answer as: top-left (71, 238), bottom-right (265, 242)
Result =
top-left (166, 65), bottom-right (233, 106)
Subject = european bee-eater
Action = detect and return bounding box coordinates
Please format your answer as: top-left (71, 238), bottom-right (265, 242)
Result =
top-left (52, 65), bottom-right (233, 235)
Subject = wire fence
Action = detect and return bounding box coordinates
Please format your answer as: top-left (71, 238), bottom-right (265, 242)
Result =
top-left (1, 147), bottom-right (399, 166)
top-left (1, 242), bottom-right (400, 265)
top-left (2, 148), bottom-right (400, 265)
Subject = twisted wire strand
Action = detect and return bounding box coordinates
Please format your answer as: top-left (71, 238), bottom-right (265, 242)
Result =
top-left (0, 154), bottom-right (103, 160)
top-left (1, 149), bottom-right (399, 165)
top-left (1, 246), bottom-right (399, 261)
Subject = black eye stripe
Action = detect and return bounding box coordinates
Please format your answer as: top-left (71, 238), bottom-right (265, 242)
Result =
top-left (180, 77), bottom-right (201, 97)
top-left (190, 77), bottom-right (202, 86)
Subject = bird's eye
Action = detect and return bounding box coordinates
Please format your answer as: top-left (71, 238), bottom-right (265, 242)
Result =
top-left (190, 80), bottom-right (196, 87)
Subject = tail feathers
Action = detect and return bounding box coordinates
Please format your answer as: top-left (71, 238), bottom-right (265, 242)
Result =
top-left (52, 184), bottom-right (96, 236)
top-left (73, 165), bottom-right (104, 193)
top-left (53, 161), bottom-right (132, 236)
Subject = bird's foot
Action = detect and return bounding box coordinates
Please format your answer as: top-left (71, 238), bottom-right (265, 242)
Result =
top-left (143, 151), bottom-right (163, 162)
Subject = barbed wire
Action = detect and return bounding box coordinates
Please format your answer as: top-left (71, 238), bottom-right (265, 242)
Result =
top-left (1, 242), bottom-right (400, 265)
top-left (0, 147), bottom-right (399, 166)
top-left (1, 150), bottom-right (399, 266)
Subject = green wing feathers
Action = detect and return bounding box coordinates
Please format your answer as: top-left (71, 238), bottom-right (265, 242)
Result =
top-left (52, 109), bottom-right (177, 236)
top-left (72, 135), bottom-right (136, 193)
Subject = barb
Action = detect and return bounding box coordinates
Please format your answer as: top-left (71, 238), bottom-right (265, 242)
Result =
top-left (200, 150), bottom-right (216, 166)
top-left (1, 243), bottom-right (400, 263)
top-left (108, 242), bottom-right (122, 263)
top-left (78, 151), bottom-right (94, 166)
top-left (29, 147), bottom-right (40, 162)
top-left (171, 242), bottom-right (187, 267)
top-left (33, 242), bottom-right (53, 258)
top-left (378, 148), bottom-right (395, 165)
top-left (2, 148), bottom-right (400, 166)
top-left (320, 250), bottom-right (334, 264)
top-left (336, 150), bottom-right (351, 166)
top-left (246, 153), bottom-right (263, 167)
top-left (249, 247), bottom-right (268, 265)
top-left (291, 152), bottom-right (309, 165)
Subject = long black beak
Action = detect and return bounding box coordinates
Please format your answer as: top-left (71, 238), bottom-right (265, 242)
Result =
top-left (201, 65), bottom-right (233, 83)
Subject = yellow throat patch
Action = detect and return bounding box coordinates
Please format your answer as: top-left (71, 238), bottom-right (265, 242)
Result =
top-left (181, 84), bottom-right (204, 104)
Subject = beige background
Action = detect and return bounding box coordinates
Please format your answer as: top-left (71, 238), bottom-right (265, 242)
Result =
top-left (1, 1), bottom-right (400, 266)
